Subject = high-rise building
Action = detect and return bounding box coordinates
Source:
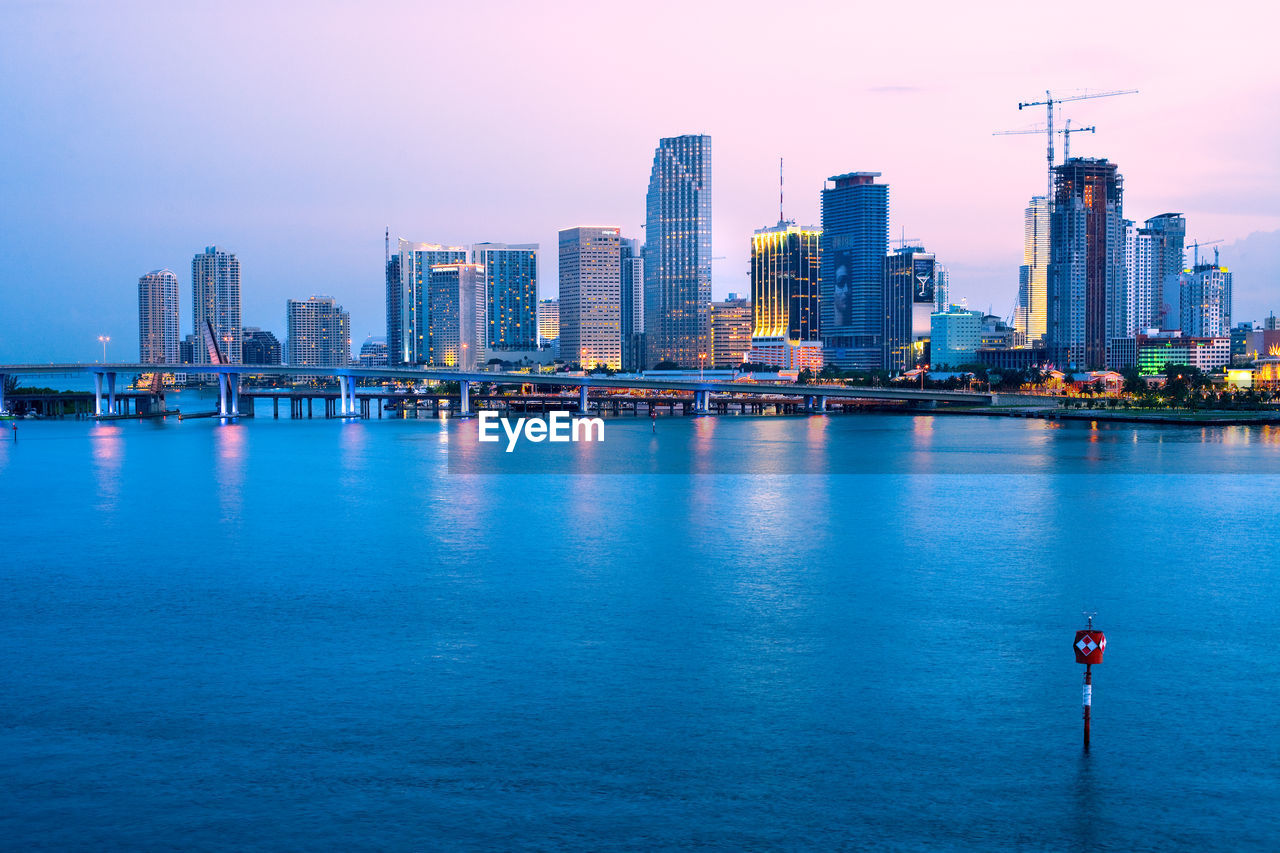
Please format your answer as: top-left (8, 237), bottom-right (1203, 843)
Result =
top-left (286, 296), bottom-right (350, 367)
top-left (820, 172), bottom-right (889, 370)
top-left (1047, 158), bottom-right (1126, 370)
top-left (538, 299), bottom-right (559, 346)
top-left (1127, 212), bottom-right (1186, 333)
top-left (192, 246), bottom-right (242, 363)
top-left (242, 327), bottom-right (282, 365)
top-left (1014, 196), bottom-right (1049, 344)
top-left (385, 250), bottom-right (404, 365)
top-left (1177, 262), bottom-right (1232, 337)
top-left (138, 269), bottom-right (179, 364)
top-left (643, 134), bottom-right (712, 368)
top-left (427, 263), bottom-right (484, 370)
top-left (559, 226), bottom-right (622, 370)
top-left (358, 336), bottom-right (389, 367)
top-left (709, 298), bottom-right (752, 368)
top-left (388, 240), bottom-right (467, 364)
top-left (930, 305), bottom-right (984, 369)
top-left (883, 245), bottom-right (938, 372)
top-left (620, 238), bottom-right (645, 371)
top-left (749, 220), bottom-right (820, 369)
top-left (472, 243), bottom-right (538, 351)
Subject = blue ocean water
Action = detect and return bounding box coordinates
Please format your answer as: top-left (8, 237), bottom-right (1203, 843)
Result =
top-left (1, 412), bottom-right (1278, 850)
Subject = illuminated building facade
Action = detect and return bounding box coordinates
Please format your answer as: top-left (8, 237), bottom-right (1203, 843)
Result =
top-left (709, 297), bottom-right (752, 368)
top-left (1135, 332), bottom-right (1230, 375)
top-left (1014, 196), bottom-right (1049, 344)
top-left (1047, 158), bottom-right (1126, 370)
top-left (138, 269), bottom-right (179, 364)
top-left (472, 242), bottom-right (538, 351)
top-left (559, 226), bottom-right (622, 370)
top-left (191, 246), bottom-right (242, 364)
top-left (620, 238), bottom-right (645, 371)
top-left (643, 134), bottom-right (712, 368)
top-left (388, 240), bottom-right (467, 364)
top-left (286, 296), bottom-right (350, 367)
top-left (1178, 263), bottom-right (1232, 338)
top-left (538, 299), bottom-right (559, 346)
top-left (930, 305), bottom-right (983, 369)
top-left (427, 263), bottom-right (484, 370)
top-left (750, 221), bottom-right (820, 339)
top-left (820, 172), bottom-right (889, 370)
top-left (883, 245), bottom-right (937, 372)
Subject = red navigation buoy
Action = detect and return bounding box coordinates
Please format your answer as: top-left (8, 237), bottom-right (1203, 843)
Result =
top-left (1075, 613), bottom-right (1105, 750)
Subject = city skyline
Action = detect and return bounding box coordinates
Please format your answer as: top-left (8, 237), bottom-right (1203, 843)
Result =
top-left (1, 1), bottom-right (1277, 363)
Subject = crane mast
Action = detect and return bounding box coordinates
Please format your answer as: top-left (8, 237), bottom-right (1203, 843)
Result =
top-left (1017, 88), bottom-right (1138, 203)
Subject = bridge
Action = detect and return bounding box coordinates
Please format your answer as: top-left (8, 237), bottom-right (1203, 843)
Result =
top-left (0, 363), bottom-right (1057, 419)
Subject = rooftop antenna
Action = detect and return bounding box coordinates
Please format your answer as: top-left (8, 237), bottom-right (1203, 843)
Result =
top-left (385, 226), bottom-right (389, 266)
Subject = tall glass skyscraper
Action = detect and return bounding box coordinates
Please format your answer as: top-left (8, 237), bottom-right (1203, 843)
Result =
top-left (643, 134), bottom-right (711, 369)
top-left (427, 263), bottom-right (484, 369)
top-left (1047, 158), bottom-right (1125, 370)
top-left (472, 242), bottom-right (538, 351)
top-left (620, 237), bottom-right (644, 371)
top-left (389, 240), bottom-right (467, 364)
top-left (1127, 212), bottom-right (1185, 333)
top-left (820, 173), bottom-right (889, 370)
top-left (385, 251), bottom-right (404, 365)
top-left (559, 226), bottom-right (622, 370)
top-left (192, 246), bottom-right (241, 364)
top-left (750, 221), bottom-right (820, 342)
top-left (883, 246), bottom-right (937, 373)
top-left (1014, 196), bottom-right (1049, 344)
top-left (286, 296), bottom-right (351, 367)
top-left (138, 269), bottom-right (179, 364)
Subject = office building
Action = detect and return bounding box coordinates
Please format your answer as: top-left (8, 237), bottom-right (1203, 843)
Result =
top-left (1127, 213), bottom-right (1185, 333)
top-left (559, 226), bottom-right (622, 370)
top-left (1136, 332), bottom-right (1230, 375)
top-left (138, 269), bottom-right (179, 364)
top-left (358, 336), bottom-right (389, 367)
top-left (749, 220), bottom-right (821, 369)
top-left (820, 172), bottom-right (889, 370)
top-left (709, 297), bottom-right (752, 368)
top-left (884, 245), bottom-right (938, 372)
top-left (930, 305), bottom-right (983, 369)
top-left (388, 240), bottom-right (467, 364)
top-left (192, 246), bottom-right (242, 363)
top-left (242, 327), bottom-right (282, 365)
top-left (538, 299), bottom-right (559, 346)
top-left (1014, 196), bottom-right (1049, 344)
top-left (1046, 158), bottom-right (1126, 370)
top-left (620, 238), bottom-right (645, 371)
top-left (473, 242), bottom-right (538, 351)
top-left (286, 296), bottom-right (350, 367)
top-left (643, 134), bottom-right (712, 368)
top-left (428, 263), bottom-right (484, 370)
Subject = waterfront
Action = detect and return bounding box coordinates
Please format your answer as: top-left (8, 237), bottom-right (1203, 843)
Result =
top-left (1, 414), bottom-right (1278, 850)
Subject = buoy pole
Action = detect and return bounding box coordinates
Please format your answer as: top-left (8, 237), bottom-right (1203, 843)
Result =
top-left (1082, 663), bottom-right (1092, 751)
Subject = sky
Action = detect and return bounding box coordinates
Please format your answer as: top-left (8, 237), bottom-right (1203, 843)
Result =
top-left (1, 0), bottom-right (1277, 362)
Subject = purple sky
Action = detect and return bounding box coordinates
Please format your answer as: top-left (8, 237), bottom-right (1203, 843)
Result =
top-left (2, 0), bottom-right (1277, 362)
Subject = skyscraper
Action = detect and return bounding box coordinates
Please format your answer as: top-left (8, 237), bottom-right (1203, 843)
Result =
top-left (620, 237), bottom-right (645, 371)
top-left (472, 242), bottom-right (538, 351)
top-left (1014, 196), bottom-right (1049, 344)
top-left (138, 269), bottom-right (179, 365)
top-left (388, 239), bottom-right (467, 364)
top-left (1047, 158), bottom-right (1126, 370)
top-left (242, 327), bottom-right (282, 365)
top-left (709, 297), bottom-right (752, 368)
top-left (192, 246), bottom-right (242, 363)
top-left (1178, 261), bottom-right (1232, 337)
top-left (559, 226), bottom-right (622, 370)
top-left (643, 134), bottom-right (712, 368)
top-left (538, 299), bottom-right (559, 346)
top-left (883, 246), bottom-right (937, 372)
top-left (749, 221), bottom-right (821, 367)
top-left (427, 263), bottom-right (484, 370)
top-left (286, 296), bottom-right (350, 367)
top-left (1128, 212), bottom-right (1186, 332)
top-left (820, 172), bottom-right (889, 370)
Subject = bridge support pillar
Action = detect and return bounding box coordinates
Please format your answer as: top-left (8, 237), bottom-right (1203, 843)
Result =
top-left (460, 380), bottom-right (471, 416)
top-left (578, 385), bottom-right (588, 414)
top-left (93, 373), bottom-right (103, 416)
top-left (218, 372), bottom-right (228, 416)
top-left (229, 375), bottom-right (239, 416)
top-left (107, 372), bottom-right (117, 415)
top-left (348, 377), bottom-right (357, 415)
top-left (0, 373), bottom-right (6, 415)
top-left (694, 390), bottom-right (709, 414)
top-left (338, 375), bottom-right (350, 415)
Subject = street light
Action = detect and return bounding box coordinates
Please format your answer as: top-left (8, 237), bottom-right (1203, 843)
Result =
top-left (699, 352), bottom-right (706, 381)
top-left (98, 335), bottom-right (110, 363)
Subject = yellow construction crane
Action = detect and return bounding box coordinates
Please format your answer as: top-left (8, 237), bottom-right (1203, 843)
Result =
top-left (1016, 89), bottom-right (1138, 200)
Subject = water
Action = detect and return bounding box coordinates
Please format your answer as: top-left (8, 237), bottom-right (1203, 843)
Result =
top-left (1, 413), bottom-right (1278, 850)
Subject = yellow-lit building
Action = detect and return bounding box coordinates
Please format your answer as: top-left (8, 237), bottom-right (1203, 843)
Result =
top-left (749, 220), bottom-right (821, 370)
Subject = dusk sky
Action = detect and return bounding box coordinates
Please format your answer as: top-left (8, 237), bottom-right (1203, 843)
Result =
top-left (2, 0), bottom-right (1276, 362)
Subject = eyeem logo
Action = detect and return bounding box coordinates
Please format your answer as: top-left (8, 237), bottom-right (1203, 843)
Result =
top-left (477, 411), bottom-right (605, 452)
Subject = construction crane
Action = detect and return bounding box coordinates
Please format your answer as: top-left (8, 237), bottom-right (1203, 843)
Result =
top-left (1016, 88), bottom-right (1138, 201)
top-left (994, 118), bottom-right (1096, 161)
top-left (1186, 238), bottom-right (1224, 269)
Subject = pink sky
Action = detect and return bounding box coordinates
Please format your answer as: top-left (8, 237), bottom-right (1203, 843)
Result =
top-left (1, 0), bottom-right (1276, 359)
